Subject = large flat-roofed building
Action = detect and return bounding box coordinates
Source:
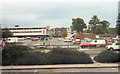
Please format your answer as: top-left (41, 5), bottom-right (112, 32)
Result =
top-left (2, 26), bottom-right (50, 37)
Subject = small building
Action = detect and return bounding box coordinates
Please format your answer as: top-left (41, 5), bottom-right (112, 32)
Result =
top-left (54, 27), bottom-right (67, 37)
top-left (67, 26), bottom-right (77, 38)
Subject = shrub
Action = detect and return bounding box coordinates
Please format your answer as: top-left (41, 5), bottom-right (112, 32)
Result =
top-left (3, 48), bottom-right (93, 65)
top-left (48, 48), bottom-right (93, 64)
top-left (16, 51), bottom-right (48, 65)
top-left (94, 50), bottom-right (119, 63)
top-left (2, 43), bottom-right (30, 65)
top-left (118, 52), bottom-right (120, 62)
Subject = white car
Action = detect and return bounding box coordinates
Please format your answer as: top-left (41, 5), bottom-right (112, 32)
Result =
top-left (58, 38), bottom-right (62, 41)
top-left (106, 43), bottom-right (120, 51)
top-left (64, 39), bottom-right (72, 42)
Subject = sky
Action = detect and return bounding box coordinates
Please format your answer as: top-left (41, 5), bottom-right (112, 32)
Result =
top-left (1, 0), bottom-right (120, 28)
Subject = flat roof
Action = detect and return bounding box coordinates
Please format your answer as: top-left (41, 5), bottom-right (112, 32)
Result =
top-left (2, 26), bottom-right (49, 29)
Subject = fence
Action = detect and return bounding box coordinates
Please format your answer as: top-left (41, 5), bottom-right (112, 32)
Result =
top-left (34, 45), bottom-right (80, 49)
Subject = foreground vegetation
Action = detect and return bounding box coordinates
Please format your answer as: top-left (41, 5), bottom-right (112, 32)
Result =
top-left (2, 44), bottom-right (120, 65)
top-left (94, 50), bottom-right (119, 63)
top-left (2, 44), bottom-right (93, 65)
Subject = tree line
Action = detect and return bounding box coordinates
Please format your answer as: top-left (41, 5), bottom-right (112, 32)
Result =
top-left (72, 14), bottom-right (120, 34)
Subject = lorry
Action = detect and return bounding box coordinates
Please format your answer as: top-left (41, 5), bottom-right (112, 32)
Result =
top-left (72, 35), bottom-right (81, 44)
top-left (106, 43), bottom-right (120, 51)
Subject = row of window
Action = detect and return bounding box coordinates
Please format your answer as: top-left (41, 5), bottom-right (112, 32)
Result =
top-left (12, 31), bottom-right (42, 33)
top-left (6, 27), bottom-right (46, 30)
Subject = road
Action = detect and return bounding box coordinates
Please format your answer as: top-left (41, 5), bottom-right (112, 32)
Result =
top-left (2, 68), bottom-right (119, 73)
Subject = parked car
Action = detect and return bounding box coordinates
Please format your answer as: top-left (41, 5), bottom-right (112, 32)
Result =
top-left (64, 38), bottom-right (72, 42)
top-left (6, 37), bottom-right (18, 43)
top-left (106, 43), bottom-right (120, 51)
top-left (31, 37), bottom-right (39, 41)
top-left (58, 38), bottom-right (62, 41)
top-left (24, 38), bottom-right (27, 40)
top-left (64, 37), bottom-right (72, 42)
top-left (73, 38), bottom-right (81, 44)
top-left (80, 42), bottom-right (96, 48)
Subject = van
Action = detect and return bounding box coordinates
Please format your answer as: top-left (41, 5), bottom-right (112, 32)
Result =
top-left (6, 37), bottom-right (18, 43)
top-left (89, 40), bottom-right (106, 47)
top-left (90, 40), bottom-right (106, 45)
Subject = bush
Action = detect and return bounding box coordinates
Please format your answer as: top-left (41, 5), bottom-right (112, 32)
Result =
top-left (16, 52), bottom-right (48, 65)
top-left (94, 50), bottom-right (119, 63)
top-left (118, 52), bottom-right (120, 62)
top-left (2, 43), bottom-right (30, 65)
top-left (3, 48), bottom-right (93, 65)
top-left (48, 49), bottom-right (93, 64)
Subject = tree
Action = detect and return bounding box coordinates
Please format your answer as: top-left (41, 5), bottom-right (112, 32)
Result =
top-left (2, 28), bottom-right (13, 38)
top-left (72, 18), bottom-right (87, 33)
top-left (116, 13), bottom-right (120, 35)
top-left (108, 28), bottom-right (116, 34)
top-left (88, 15), bottom-right (100, 34)
top-left (99, 20), bottom-right (110, 33)
top-left (92, 25), bottom-right (105, 34)
top-left (88, 15), bottom-right (100, 28)
top-left (99, 20), bottom-right (110, 28)
top-left (61, 31), bottom-right (67, 38)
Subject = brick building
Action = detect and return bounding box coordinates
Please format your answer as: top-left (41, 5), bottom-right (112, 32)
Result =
top-left (54, 27), bottom-right (67, 37)
top-left (79, 33), bottom-right (117, 40)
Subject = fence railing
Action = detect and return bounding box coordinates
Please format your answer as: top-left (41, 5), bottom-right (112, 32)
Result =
top-left (34, 45), bottom-right (80, 49)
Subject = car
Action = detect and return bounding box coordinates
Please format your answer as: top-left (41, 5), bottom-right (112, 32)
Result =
top-left (58, 38), bottom-right (62, 41)
top-left (106, 43), bottom-right (120, 51)
top-left (80, 42), bottom-right (96, 48)
top-left (73, 41), bottom-right (81, 44)
top-left (24, 38), bottom-right (27, 40)
top-left (64, 39), bottom-right (72, 42)
top-left (31, 37), bottom-right (39, 41)
top-left (73, 38), bottom-right (81, 44)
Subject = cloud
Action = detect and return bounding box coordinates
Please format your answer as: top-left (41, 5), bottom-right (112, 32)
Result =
top-left (2, 0), bottom-right (119, 28)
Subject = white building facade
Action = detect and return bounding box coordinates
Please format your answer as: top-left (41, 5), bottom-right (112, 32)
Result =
top-left (67, 27), bottom-right (77, 38)
top-left (2, 26), bottom-right (50, 37)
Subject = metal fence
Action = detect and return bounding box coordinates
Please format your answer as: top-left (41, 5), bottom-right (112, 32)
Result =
top-left (34, 45), bottom-right (80, 49)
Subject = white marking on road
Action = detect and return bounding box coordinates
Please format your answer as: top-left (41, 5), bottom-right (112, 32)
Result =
top-left (112, 68), bottom-right (115, 69)
top-left (34, 69), bottom-right (37, 72)
top-left (34, 69), bottom-right (37, 74)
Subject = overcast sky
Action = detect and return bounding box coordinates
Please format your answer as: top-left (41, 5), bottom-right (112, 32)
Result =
top-left (1, 0), bottom-right (120, 28)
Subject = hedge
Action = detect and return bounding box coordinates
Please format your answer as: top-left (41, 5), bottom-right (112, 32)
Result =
top-left (3, 48), bottom-right (93, 65)
top-left (94, 50), bottom-right (119, 63)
